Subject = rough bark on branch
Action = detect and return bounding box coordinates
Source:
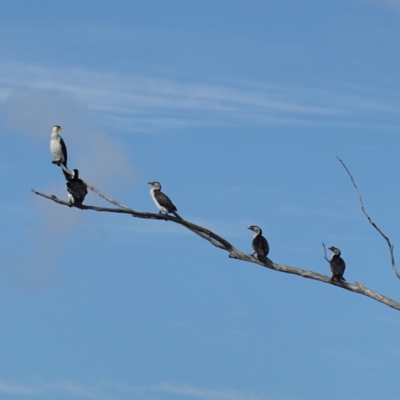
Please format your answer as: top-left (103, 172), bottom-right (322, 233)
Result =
top-left (32, 174), bottom-right (400, 312)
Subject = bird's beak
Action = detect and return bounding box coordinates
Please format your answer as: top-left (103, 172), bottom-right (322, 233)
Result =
top-left (148, 182), bottom-right (154, 185)
top-left (247, 226), bottom-right (252, 230)
top-left (59, 127), bottom-right (63, 130)
top-left (328, 247), bottom-right (333, 251)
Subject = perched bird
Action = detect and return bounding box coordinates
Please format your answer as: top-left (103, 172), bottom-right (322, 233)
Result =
top-left (148, 181), bottom-right (179, 217)
top-left (328, 246), bottom-right (346, 282)
top-left (248, 225), bottom-right (269, 260)
top-left (50, 125), bottom-right (70, 180)
top-left (67, 169), bottom-right (88, 206)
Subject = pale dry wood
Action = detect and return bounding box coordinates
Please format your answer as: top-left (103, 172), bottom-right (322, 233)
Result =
top-left (337, 157), bottom-right (399, 279)
top-left (32, 189), bottom-right (230, 251)
top-left (229, 251), bottom-right (400, 311)
top-left (32, 175), bottom-right (400, 312)
top-left (60, 163), bottom-right (73, 179)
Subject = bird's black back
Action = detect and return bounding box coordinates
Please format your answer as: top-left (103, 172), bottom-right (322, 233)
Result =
top-left (330, 255), bottom-right (346, 280)
top-left (60, 137), bottom-right (70, 181)
top-left (155, 190), bottom-right (177, 212)
top-left (60, 137), bottom-right (68, 166)
top-left (67, 178), bottom-right (88, 204)
top-left (252, 234), bottom-right (269, 259)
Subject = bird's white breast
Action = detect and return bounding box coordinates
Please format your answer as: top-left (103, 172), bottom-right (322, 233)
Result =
top-left (68, 192), bottom-right (75, 203)
top-left (50, 134), bottom-right (63, 160)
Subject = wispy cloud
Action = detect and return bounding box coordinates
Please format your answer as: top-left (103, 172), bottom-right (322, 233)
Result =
top-left (150, 382), bottom-right (263, 400)
top-left (1, 89), bottom-right (133, 290)
top-left (0, 380), bottom-right (39, 396)
top-left (0, 64), bottom-right (334, 114)
top-left (0, 61), bottom-right (399, 133)
top-left (0, 379), bottom-right (271, 400)
top-left (0, 379), bottom-right (116, 400)
top-left (364, 0), bottom-right (400, 12)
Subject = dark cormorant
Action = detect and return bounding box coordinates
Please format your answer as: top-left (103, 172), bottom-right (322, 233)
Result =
top-left (67, 169), bottom-right (88, 206)
top-left (248, 225), bottom-right (269, 260)
top-left (328, 246), bottom-right (346, 282)
top-left (148, 181), bottom-right (178, 217)
top-left (50, 125), bottom-right (70, 180)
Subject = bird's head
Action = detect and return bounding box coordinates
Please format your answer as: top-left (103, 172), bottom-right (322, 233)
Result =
top-left (148, 181), bottom-right (161, 190)
top-left (328, 246), bottom-right (341, 256)
top-left (248, 225), bottom-right (262, 234)
top-left (53, 125), bottom-right (62, 133)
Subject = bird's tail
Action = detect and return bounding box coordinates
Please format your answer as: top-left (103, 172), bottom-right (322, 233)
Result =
top-left (172, 211), bottom-right (183, 221)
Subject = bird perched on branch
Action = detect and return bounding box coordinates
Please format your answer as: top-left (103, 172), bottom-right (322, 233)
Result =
top-left (50, 125), bottom-right (70, 180)
top-left (248, 225), bottom-right (269, 260)
top-left (148, 181), bottom-right (179, 217)
top-left (328, 246), bottom-right (346, 282)
top-left (67, 169), bottom-right (88, 206)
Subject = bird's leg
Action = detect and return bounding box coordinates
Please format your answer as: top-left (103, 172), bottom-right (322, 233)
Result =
top-left (158, 210), bottom-right (168, 221)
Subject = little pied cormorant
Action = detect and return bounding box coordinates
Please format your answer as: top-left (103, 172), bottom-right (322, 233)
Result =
top-left (50, 125), bottom-right (70, 180)
top-left (248, 225), bottom-right (269, 260)
top-left (148, 181), bottom-right (178, 217)
top-left (67, 169), bottom-right (88, 206)
top-left (328, 246), bottom-right (346, 282)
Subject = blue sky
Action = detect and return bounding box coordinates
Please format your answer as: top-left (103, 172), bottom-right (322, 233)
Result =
top-left (1, 1), bottom-right (400, 399)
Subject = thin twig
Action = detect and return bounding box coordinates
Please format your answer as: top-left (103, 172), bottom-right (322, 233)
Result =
top-left (337, 156), bottom-right (399, 279)
top-left (322, 242), bottom-right (330, 263)
top-left (83, 180), bottom-right (133, 211)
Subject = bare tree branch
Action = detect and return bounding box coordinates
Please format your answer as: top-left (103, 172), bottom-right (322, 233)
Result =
top-left (83, 180), bottom-right (133, 212)
top-left (32, 184), bottom-right (233, 251)
top-left (229, 252), bottom-right (400, 311)
top-left (336, 156), bottom-right (399, 279)
top-left (32, 181), bottom-right (400, 312)
top-left (32, 190), bottom-right (131, 214)
top-left (59, 162), bottom-right (134, 211)
top-left (322, 242), bottom-right (330, 263)
top-left (60, 163), bottom-right (73, 179)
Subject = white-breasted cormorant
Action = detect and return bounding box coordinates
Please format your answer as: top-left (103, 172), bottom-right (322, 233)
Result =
top-left (148, 181), bottom-right (178, 217)
top-left (328, 246), bottom-right (346, 282)
top-left (50, 125), bottom-right (70, 180)
top-left (67, 169), bottom-right (88, 206)
top-left (248, 225), bottom-right (269, 260)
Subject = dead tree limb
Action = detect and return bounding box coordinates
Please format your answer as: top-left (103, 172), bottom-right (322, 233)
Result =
top-left (32, 179), bottom-right (400, 312)
top-left (322, 243), bottom-right (330, 263)
top-left (337, 156), bottom-right (399, 279)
